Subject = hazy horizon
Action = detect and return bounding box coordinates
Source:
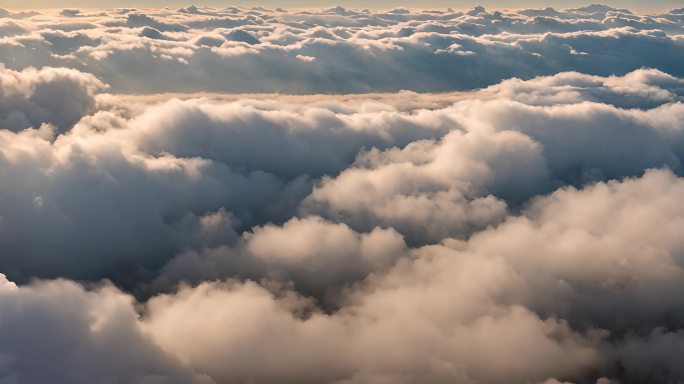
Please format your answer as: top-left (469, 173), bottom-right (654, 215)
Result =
top-left (2, 0), bottom-right (682, 12)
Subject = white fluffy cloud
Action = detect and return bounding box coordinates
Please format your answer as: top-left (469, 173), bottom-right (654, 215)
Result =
top-left (0, 66), bottom-right (104, 132)
top-left (155, 216), bottom-right (407, 298)
top-left (0, 274), bottom-right (212, 384)
top-left (2, 67), bottom-right (683, 282)
top-left (304, 78), bottom-right (684, 243)
top-left (2, 4), bottom-right (684, 384)
top-left (0, 5), bottom-right (683, 93)
top-left (6, 169), bottom-right (684, 383)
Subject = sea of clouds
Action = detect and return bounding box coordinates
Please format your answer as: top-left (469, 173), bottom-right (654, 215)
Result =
top-left (1, 4), bottom-right (684, 384)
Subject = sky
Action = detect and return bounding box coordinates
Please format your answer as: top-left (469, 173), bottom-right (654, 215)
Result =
top-left (2, 0), bottom-right (682, 12)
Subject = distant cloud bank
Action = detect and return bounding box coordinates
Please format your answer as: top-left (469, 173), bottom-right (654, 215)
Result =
top-left (0, 5), bottom-right (683, 93)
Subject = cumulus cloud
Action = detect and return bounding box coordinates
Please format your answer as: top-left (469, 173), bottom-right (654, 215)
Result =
top-left (3, 67), bottom-right (683, 284)
top-left (6, 169), bottom-right (684, 383)
top-left (0, 66), bottom-right (104, 132)
top-left (0, 274), bottom-right (211, 384)
top-left (0, 121), bottom-right (309, 284)
top-left (2, 4), bottom-right (684, 384)
top-left (155, 216), bottom-right (407, 298)
top-left (0, 6), bottom-right (683, 93)
top-left (483, 68), bottom-right (684, 108)
top-left (304, 76), bottom-right (684, 243)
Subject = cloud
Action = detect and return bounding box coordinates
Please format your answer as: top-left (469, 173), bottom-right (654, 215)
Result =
top-left (0, 66), bottom-right (104, 132)
top-left (143, 279), bottom-right (601, 384)
top-left (1, 4), bottom-right (684, 383)
top-left (0, 121), bottom-right (310, 284)
top-left (155, 216), bottom-right (406, 298)
top-left (0, 274), bottom-right (211, 384)
top-left (0, 81), bottom-right (449, 284)
top-left (1, 66), bottom-right (684, 287)
top-left (142, 169), bottom-right (684, 383)
top-left (6, 169), bottom-right (684, 383)
top-left (483, 68), bottom-right (684, 108)
top-left (0, 6), bottom-right (683, 93)
top-left (304, 77), bottom-right (684, 243)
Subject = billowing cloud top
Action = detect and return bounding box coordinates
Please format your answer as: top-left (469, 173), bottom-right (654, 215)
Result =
top-left (1, 4), bottom-right (684, 384)
top-left (0, 5), bottom-right (683, 93)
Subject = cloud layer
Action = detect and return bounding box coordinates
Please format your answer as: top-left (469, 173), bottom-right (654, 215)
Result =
top-left (2, 4), bottom-right (684, 384)
top-left (0, 5), bottom-right (683, 93)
